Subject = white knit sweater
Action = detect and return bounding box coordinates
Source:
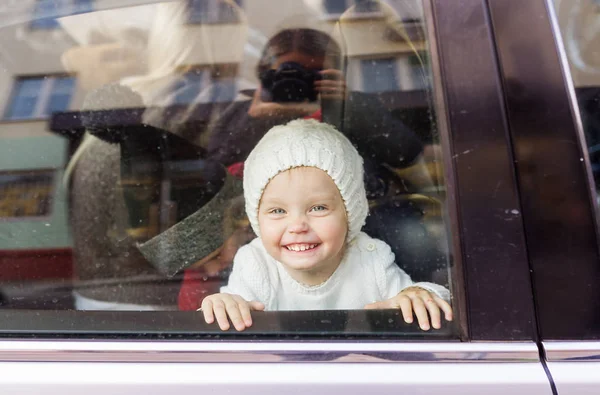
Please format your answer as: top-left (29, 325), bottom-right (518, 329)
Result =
top-left (221, 232), bottom-right (450, 310)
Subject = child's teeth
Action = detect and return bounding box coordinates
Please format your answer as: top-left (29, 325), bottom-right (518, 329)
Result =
top-left (286, 244), bottom-right (317, 251)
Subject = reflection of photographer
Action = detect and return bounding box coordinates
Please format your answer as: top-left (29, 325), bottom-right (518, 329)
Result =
top-left (207, 28), bottom-right (422, 168)
top-left (245, 30), bottom-right (347, 123)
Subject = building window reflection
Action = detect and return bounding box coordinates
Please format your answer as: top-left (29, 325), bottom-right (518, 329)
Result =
top-left (30, 0), bottom-right (93, 30)
top-left (408, 52), bottom-right (430, 91)
top-left (170, 65), bottom-right (238, 104)
top-left (0, 171), bottom-right (55, 218)
top-left (4, 76), bottom-right (75, 121)
top-left (360, 58), bottom-right (399, 93)
top-left (323, 0), bottom-right (381, 17)
top-left (187, 0), bottom-right (243, 24)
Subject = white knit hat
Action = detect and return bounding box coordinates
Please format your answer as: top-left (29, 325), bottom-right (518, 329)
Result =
top-left (243, 118), bottom-right (368, 242)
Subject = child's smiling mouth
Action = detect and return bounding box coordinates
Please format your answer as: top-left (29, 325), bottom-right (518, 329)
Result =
top-left (284, 243), bottom-right (320, 252)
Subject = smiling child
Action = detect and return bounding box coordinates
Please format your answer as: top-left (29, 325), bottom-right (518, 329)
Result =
top-left (200, 119), bottom-right (452, 331)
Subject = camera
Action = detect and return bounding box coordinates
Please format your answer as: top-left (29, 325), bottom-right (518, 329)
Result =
top-left (259, 61), bottom-right (322, 103)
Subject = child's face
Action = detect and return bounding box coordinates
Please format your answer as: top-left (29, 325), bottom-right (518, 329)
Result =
top-left (257, 167), bottom-right (348, 286)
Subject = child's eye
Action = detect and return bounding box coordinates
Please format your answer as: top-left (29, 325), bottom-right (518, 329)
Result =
top-left (269, 208), bottom-right (286, 215)
top-left (310, 205), bottom-right (327, 212)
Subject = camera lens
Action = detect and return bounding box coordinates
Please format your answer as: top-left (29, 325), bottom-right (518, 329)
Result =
top-left (260, 62), bottom-right (320, 102)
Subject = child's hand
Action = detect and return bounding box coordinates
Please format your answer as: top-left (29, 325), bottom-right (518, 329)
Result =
top-left (364, 287), bottom-right (453, 331)
top-left (199, 293), bottom-right (265, 332)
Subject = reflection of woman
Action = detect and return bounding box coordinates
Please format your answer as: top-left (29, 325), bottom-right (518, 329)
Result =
top-left (179, 28), bottom-right (430, 310)
top-left (67, 86), bottom-right (182, 311)
top-left (62, 1), bottom-right (244, 311)
top-left (69, 135), bottom-right (181, 310)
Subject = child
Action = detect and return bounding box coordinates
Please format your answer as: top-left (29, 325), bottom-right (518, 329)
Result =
top-left (200, 119), bottom-right (453, 331)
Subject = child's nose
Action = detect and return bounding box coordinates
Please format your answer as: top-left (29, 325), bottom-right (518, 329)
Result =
top-left (288, 216), bottom-right (310, 233)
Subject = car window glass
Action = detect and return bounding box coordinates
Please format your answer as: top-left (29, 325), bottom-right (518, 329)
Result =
top-left (544, 0), bottom-right (600, 339)
top-left (0, 0), bottom-right (458, 338)
top-left (553, 0), bottom-right (600, 206)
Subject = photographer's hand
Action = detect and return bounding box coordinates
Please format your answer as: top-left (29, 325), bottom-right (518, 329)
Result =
top-left (248, 86), bottom-right (319, 119)
top-left (316, 69), bottom-right (347, 101)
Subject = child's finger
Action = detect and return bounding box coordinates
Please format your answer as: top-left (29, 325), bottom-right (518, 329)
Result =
top-left (411, 297), bottom-right (430, 331)
top-left (249, 301), bottom-right (265, 311)
top-left (200, 298), bottom-right (215, 324)
top-left (398, 296), bottom-right (414, 324)
top-left (233, 296), bottom-right (253, 327)
top-left (434, 296), bottom-right (453, 321)
top-left (237, 303), bottom-right (253, 328)
top-left (212, 300), bottom-right (231, 331)
top-left (224, 301), bottom-right (246, 332)
top-left (423, 296), bottom-right (442, 329)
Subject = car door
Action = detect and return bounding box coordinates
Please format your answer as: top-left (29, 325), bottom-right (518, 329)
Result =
top-left (487, 0), bottom-right (600, 393)
top-left (0, 0), bottom-right (553, 393)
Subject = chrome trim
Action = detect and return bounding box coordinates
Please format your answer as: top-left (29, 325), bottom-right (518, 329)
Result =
top-left (545, 0), bottom-right (600, 239)
top-left (0, 340), bottom-right (540, 363)
top-left (543, 341), bottom-right (600, 362)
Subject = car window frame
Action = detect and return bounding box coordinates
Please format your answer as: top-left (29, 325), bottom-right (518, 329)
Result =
top-left (0, 0), bottom-right (540, 345)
